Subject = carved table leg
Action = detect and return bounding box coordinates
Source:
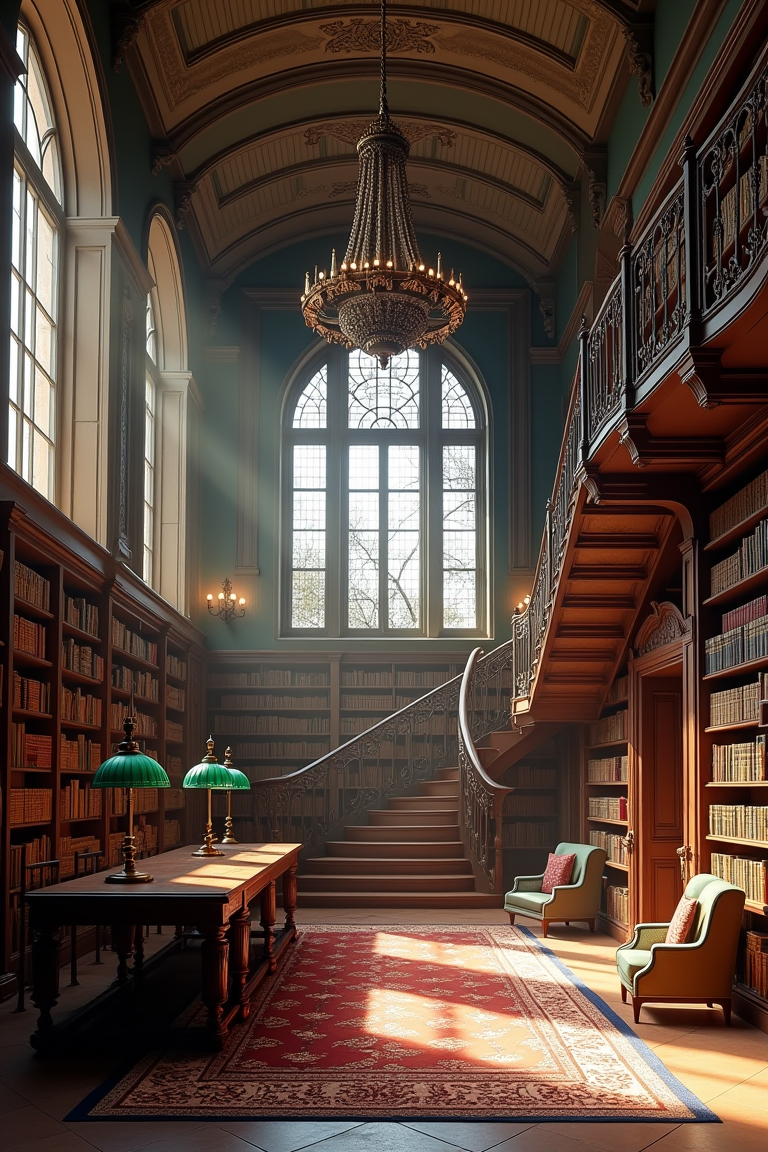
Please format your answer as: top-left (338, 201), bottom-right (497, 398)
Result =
top-left (30, 925), bottom-right (61, 1049)
top-left (228, 905), bottom-right (252, 1020)
top-left (133, 925), bottom-right (145, 974)
top-left (261, 880), bottom-right (276, 972)
top-left (112, 924), bottom-right (135, 983)
top-left (200, 925), bottom-right (229, 1048)
top-left (283, 865), bottom-right (298, 935)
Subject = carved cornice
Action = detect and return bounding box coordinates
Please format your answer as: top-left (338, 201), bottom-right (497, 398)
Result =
top-left (634, 601), bottom-right (689, 656)
top-left (618, 414), bottom-right (725, 469)
top-left (677, 348), bottom-right (768, 410)
top-left (624, 24), bottom-right (654, 108)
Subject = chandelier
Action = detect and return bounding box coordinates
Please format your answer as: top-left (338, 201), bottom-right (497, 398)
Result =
top-left (300, 0), bottom-right (467, 368)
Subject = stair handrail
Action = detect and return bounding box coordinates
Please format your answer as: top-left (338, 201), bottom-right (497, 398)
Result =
top-left (457, 647), bottom-right (512, 893)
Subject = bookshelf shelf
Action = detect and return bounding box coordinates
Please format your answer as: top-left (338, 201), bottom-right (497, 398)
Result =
top-left (111, 649), bottom-right (159, 673)
top-left (61, 719), bottom-right (102, 732)
top-left (61, 668), bottom-right (102, 687)
top-left (704, 566), bottom-right (768, 607)
top-left (62, 620), bottom-right (101, 644)
top-left (705, 505), bottom-right (768, 553)
top-left (13, 597), bottom-right (54, 621)
top-left (588, 817), bottom-right (629, 827)
top-left (586, 739), bottom-right (628, 750)
top-left (706, 834), bottom-right (768, 848)
top-left (703, 656), bottom-right (768, 681)
top-left (604, 860), bottom-right (629, 872)
top-left (705, 719), bottom-right (759, 733)
top-left (12, 651), bottom-right (52, 670)
top-left (11, 709), bottom-right (52, 720)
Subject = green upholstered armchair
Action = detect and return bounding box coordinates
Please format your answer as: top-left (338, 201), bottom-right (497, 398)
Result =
top-left (616, 873), bottom-right (745, 1025)
top-left (504, 842), bottom-right (607, 937)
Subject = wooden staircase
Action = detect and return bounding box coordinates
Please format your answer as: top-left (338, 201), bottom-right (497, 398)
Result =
top-left (297, 766), bottom-right (501, 907)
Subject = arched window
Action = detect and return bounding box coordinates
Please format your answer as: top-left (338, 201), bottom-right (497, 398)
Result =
top-left (9, 24), bottom-right (63, 500)
top-left (143, 284), bottom-right (158, 585)
top-left (283, 347), bottom-right (488, 636)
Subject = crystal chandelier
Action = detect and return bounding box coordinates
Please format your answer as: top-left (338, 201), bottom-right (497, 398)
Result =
top-left (300, 0), bottom-right (467, 368)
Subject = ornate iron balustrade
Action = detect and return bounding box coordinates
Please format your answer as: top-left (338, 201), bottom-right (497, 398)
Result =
top-left (249, 644), bottom-right (514, 862)
top-left (586, 273), bottom-right (625, 441)
top-left (700, 61), bottom-right (768, 314)
top-left (458, 647), bottom-right (512, 892)
top-left (633, 186), bottom-right (686, 378)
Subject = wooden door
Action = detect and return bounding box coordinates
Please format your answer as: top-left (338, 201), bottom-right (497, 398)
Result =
top-left (638, 675), bottom-right (684, 923)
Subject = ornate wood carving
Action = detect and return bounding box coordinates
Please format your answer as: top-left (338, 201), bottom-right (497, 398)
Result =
top-left (321, 18), bottom-right (438, 55)
top-left (634, 601), bottom-right (689, 655)
top-left (625, 26), bottom-right (654, 107)
top-left (618, 415), bottom-right (724, 468)
top-left (304, 120), bottom-right (456, 148)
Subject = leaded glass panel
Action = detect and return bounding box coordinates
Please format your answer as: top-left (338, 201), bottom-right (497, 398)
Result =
top-left (443, 444), bottom-right (477, 629)
top-left (348, 445), bottom-right (379, 629)
top-left (442, 365), bottom-right (476, 428)
top-left (293, 366), bottom-right (327, 428)
top-left (291, 444), bottom-right (326, 628)
top-left (348, 349), bottom-right (419, 429)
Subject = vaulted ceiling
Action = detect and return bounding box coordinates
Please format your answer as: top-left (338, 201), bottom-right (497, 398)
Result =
top-left (121, 1), bottom-right (656, 289)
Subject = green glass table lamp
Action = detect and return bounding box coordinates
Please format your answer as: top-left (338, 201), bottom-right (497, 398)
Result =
top-left (183, 737), bottom-right (236, 857)
top-left (92, 716), bottom-right (170, 883)
top-left (220, 746), bottom-right (251, 844)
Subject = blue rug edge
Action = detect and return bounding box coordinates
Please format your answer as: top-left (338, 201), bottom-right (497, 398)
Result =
top-left (517, 925), bottom-right (720, 1123)
top-left (65, 924), bottom-right (721, 1123)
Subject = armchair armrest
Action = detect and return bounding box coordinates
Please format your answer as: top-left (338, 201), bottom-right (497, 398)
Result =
top-left (509, 873), bottom-right (545, 893)
top-left (619, 922), bottom-right (669, 952)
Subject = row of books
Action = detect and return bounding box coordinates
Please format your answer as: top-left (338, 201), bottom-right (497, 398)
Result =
top-left (709, 466), bottom-right (768, 540)
top-left (166, 685), bottom-right (185, 710)
top-left (709, 675), bottom-right (768, 726)
top-left (166, 720), bottom-right (184, 742)
top-left (589, 796), bottom-right (628, 821)
top-left (8, 835), bottom-right (53, 889)
top-left (340, 671), bottom-right (392, 686)
top-left (11, 726), bottom-right (52, 769)
top-left (167, 655), bottom-right (187, 681)
top-left (214, 791), bottom-right (253, 817)
top-left (14, 614), bottom-right (46, 658)
top-left (111, 664), bottom-right (158, 698)
top-left (216, 714), bottom-right (331, 735)
top-left (164, 788), bottom-right (185, 809)
top-left (606, 674), bottom-right (629, 704)
top-left (62, 640), bottom-right (104, 681)
top-left (60, 781), bottom-right (102, 820)
top-left (744, 931), bottom-right (768, 1000)
top-left (708, 804), bottom-right (768, 842)
top-left (504, 794), bottom-right (556, 816)
top-left (164, 819), bottom-right (182, 848)
top-left (64, 594), bottom-right (99, 637)
top-left (208, 670), bottom-right (330, 688)
top-left (109, 703), bottom-right (157, 736)
top-left (605, 884), bottom-right (629, 925)
top-left (704, 614), bottom-right (768, 673)
top-left (710, 517), bottom-right (768, 596)
top-left (60, 733), bottom-right (102, 772)
top-left (59, 834), bottom-right (102, 879)
top-left (61, 687), bottom-right (102, 726)
top-left (9, 788), bottom-right (52, 825)
top-left (14, 560), bottom-right (50, 610)
top-left (111, 619), bottom-right (158, 666)
top-left (508, 765), bottom-right (557, 788)
top-left (711, 735), bottom-right (766, 781)
top-left (502, 820), bottom-right (556, 847)
top-left (13, 672), bottom-right (51, 713)
top-left (587, 755), bottom-right (628, 783)
top-left (588, 710), bottom-right (627, 746)
top-left (395, 670), bottom-right (451, 687)
top-left (218, 693), bottom-right (328, 710)
top-left (342, 695), bottom-right (391, 710)
top-left (710, 852), bottom-right (767, 904)
top-left (722, 594), bottom-right (766, 633)
top-left (112, 788), bottom-right (159, 815)
top-left (589, 829), bottom-right (628, 865)
top-left (107, 817), bottom-right (157, 865)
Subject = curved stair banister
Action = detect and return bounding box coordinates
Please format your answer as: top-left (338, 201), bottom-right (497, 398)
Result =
top-left (458, 647), bottom-right (512, 893)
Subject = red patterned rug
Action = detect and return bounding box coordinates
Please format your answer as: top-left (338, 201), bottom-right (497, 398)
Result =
top-left (70, 925), bottom-right (716, 1122)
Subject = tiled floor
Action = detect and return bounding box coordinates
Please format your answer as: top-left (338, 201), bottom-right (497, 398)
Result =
top-left (1, 908), bottom-right (766, 1152)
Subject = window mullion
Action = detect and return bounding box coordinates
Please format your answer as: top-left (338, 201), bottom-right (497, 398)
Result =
top-left (379, 441), bottom-right (388, 634)
top-left (327, 349), bottom-right (343, 637)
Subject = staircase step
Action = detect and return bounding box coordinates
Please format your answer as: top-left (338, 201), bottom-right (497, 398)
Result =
top-left (418, 782), bottom-right (459, 796)
top-left (388, 796), bottom-right (458, 811)
top-left (435, 767), bottom-right (459, 780)
top-left (302, 856), bottom-right (473, 876)
top-left (325, 840), bottom-right (466, 858)
top-left (345, 824), bottom-right (461, 842)
top-left (298, 891), bottom-right (503, 908)
top-left (298, 873), bottom-right (476, 893)
top-left (368, 809), bottom-right (457, 826)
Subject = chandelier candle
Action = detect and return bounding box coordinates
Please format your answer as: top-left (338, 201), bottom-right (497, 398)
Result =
top-left (300, 0), bottom-right (466, 367)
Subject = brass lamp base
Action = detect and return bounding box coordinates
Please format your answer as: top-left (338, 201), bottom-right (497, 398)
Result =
top-left (105, 828), bottom-right (153, 882)
top-left (192, 818), bottom-right (224, 857)
top-left (105, 869), bottom-right (154, 883)
top-left (191, 843), bottom-right (225, 858)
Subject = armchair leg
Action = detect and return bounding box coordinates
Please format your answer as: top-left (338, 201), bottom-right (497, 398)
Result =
top-left (507, 913), bottom-right (515, 925)
top-left (721, 1000), bottom-right (731, 1027)
top-left (632, 997), bottom-right (642, 1023)
top-left (541, 921), bottom-right (548, 938)
top-left (588, 918), bottom-right (595, 932)
top-left (620, 984), bottom-right (627, 1003)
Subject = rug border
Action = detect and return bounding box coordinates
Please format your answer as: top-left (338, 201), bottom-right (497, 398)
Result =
top-left (65, 923), bottom-right (720, 1124)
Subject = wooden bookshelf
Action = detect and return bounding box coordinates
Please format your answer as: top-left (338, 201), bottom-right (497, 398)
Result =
top-left (0, 498), bottom-right (204, 994)
top-left (499, 735), bottom-right (562, 885)
top-left (702, 471), bottom-right (768, 1025)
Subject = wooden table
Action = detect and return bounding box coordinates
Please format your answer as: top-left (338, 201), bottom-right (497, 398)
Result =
top-left (25, 842), bottom-right (301, 1050)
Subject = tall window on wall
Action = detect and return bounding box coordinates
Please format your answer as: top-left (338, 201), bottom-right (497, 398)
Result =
top-left (143, 290), bottom-right (158, 585)
top-left (9, 24), bottom-right (63, 500)
top-left (283, 347), bottom-right (488, 637)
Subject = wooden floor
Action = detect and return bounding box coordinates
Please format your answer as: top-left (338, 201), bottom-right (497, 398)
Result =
top-left (0, 908), bottom-right (766, 1152)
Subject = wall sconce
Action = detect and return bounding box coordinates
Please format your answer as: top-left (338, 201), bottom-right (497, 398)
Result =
top-left (207, 576), bottom-right (246, 623)
top-left (513, 594), bottom-right (531, 616)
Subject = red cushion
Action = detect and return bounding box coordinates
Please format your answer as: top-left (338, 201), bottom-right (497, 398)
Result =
top-left (665, 895), bottom-right (698, 944)
top-left (541, 852), bottom-right (576, 894)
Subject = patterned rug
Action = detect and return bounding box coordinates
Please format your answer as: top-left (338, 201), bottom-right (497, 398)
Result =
top-left (69, 925), bottom-right (716, 1122)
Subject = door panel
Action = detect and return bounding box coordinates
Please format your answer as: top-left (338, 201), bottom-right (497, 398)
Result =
top-left (639, 676), bottom-right (684, 923)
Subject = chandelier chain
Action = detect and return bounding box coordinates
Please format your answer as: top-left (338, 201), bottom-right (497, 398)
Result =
top-left (380, 0), bottom-right (388, 118)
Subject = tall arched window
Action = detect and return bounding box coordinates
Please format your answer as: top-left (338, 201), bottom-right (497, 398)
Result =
top-left (9, 24), bottom-right (63, 500)
top-left (143, 284), bottom-right (158, 585)
top-left (283, 347), bottom-right (488, 636)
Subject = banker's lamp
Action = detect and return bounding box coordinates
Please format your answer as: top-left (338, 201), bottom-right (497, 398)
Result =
top-left (221, 745), bottom-right (251, 844)
top-left (183, 737), bottom-right (236, 857)
top-left (92, 716), bottom-right (170, 883)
